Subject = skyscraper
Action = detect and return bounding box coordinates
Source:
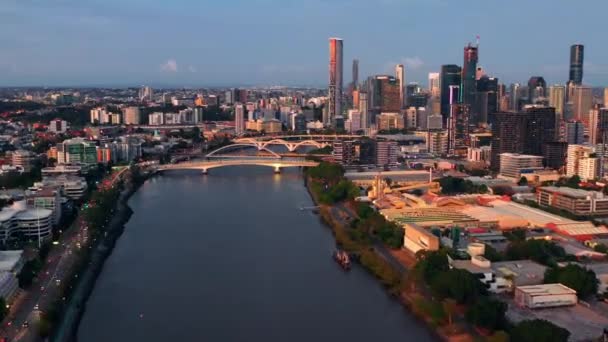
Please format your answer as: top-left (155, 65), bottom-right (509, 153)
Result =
top-left (569, 44), bottom-right (584, 85)
top-left (527, 76), bottom-right (546, 104)
top-left (235, 103), bottom-right (245, 135)
top-left (123, 107), bottom-right (141, 125)
top-left (474, 76), bottom-right (498, 125)
top-left (461, 43), bottom-right (479, 108)
top-left (352, 59), bottom-right (359, 89)
top-left (367, 75), bottom-right (401, 118)
top-left (428, 72), bottom-right (440, 97)
top-left (572, 85), bottom-right (593, 125)
top-left (549, 85), bottom-right (566, 122)
top-left (328, 38), bottom-right (344, 126)
top-left (604, 88), bottom-right (608, 107)
top-left (139, 86), bottom-right (153, 102)
top-left (359, 92), bottom-right (369, 129)
top-left (440, 64), bottom-right (462, 124)
top-left (509, 83), bottom-right (521, 111)
top-left (395, 64), bottom-right (405, 109)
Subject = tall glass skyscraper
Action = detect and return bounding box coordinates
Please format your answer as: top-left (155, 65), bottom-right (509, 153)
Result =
top-left (352, 59), bottom-right (359, 89)
top-left (328, 38), bottom-right (343, 126)
top-left (569, 44), bottom-right (584, 85)
top-left (461, 43), bottom-right (478, 107)
top-left (395, 64), bottom-right (405, 109)
top-left (440, 64), bottom-right (462, 124)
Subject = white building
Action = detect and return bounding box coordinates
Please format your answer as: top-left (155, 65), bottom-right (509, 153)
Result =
top-left (148, 112), bottom-right (165, 126)
top-left (0, 201), bottom-right (53, 243)
top-left (35, 176), bottom-right (88, 200)
top-left (499, 153), bottom-right (543, 180)
top-left (514, 284), bottom-right (577, 309)
top-left (467, 146), bottom-right (491, 163)
top-left (48, 119), bottom-right (69, 133)
top-left (567, 144), bottom-right (598, 181)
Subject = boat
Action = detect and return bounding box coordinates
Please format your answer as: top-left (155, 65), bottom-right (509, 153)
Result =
top-left (333, 250), bottom-right (351, 270)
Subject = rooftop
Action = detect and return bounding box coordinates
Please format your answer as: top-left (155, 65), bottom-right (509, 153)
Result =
top-left (491, 260), bottom-right (547, 286)
top-left (516, 283), bottom-right (577, 296)
top-left (540, 186), bottom-right (606, 199)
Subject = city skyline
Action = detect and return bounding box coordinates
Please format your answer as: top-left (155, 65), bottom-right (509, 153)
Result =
top-left (2, 0), bottom-right (608, 87)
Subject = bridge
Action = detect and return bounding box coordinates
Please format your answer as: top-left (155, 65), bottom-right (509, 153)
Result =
top-left (231, 134), bottom-right (364, 153)
top-left (156, 157), bottom-right (319, 174)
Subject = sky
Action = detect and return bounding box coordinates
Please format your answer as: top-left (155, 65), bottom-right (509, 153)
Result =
top-left (2, 0), bottom-right (608, 87)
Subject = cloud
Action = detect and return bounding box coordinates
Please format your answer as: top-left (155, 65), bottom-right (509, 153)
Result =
top-left (402, 56), bottom-right (424, 70)
top-left (187, 65), bottom-right (197, 73)
top-left (160, 59), bottom-right (178, 72)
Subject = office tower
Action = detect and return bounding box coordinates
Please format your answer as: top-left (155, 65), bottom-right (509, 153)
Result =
top-left (359, 92), bottom-right (369, 129)
top-left (565, 121), bottom-right (585, 144)
top-left (440, 64), bottom-right (462, 124)
top-left (569, 44), bottom-right (584, 85)
top-left (428, 72), bottom-right (440, 97)
top-left (375, 140), bottom-right (398, 166)
top-left (352, 59), bottom-right (359, 89)
top-left (56, 138), bottom-right (98, 166)
top-left (527, 76), bottom-right (546, 104)
top-left (415, 107), bottom-right (428, 130)
top-left (572, 85), bottom-right (593, 124)
top-left (427, 114), bottom-right (443, 130)
top-left (499, 153), bottom-right (544, 179)
top-left (461, 43), bottom-right (479, 107)
top-left (404, 107), bottom-right (417, 129)
top-left (377, 113), bottom-right (404, 131)
top-left (447, 85), bottom-right (460, 155)
top-left (368, 75), bottom-right (401, 115)
top-left (474, 76), bottom-right (498, 125)
top-left (122, 107), bottom-right (141, 125)
top-left (490, 106), bottom-right (556, 170)
top-left (395, 64), bottom-right (405, 109)
top-left (567, 145), bottom-right (597, 181)
top-left (405, 83), bottom-right (420, 105)
top-left (509, 83), bottom-right (521, 111)
top-left (139, 86), bottom-right (153, 102)
top-left (291, 113), bottom-right (306, 133)
top-left (549, 85), bottom-right (566, 122)
top-left (347, 110), bottom-right (362, 133)
top-left (328, 38), bottom-right (344, 126)
top-left (604, 88), bottom-right (608, 107)
top-left (544, 141), bottom-right (568, 170)
top-left (235, 104), bottom-right (245, 135)
top-left (426, 130), bottom-right (449, 155)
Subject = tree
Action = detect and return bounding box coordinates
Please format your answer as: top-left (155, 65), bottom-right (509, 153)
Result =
top-left (442, 298), bottom-right (458, 327)
top-left (466, 296), bottom-right (507, 331)
top-left (517, 177), bottom-right (528, 186)
top-left (503, 229), bottom-right (526, 242)
top-left (544, 264), bottom-right (598, 299)
top-left (414, 250), bottom-right (450, 283)
top-left (505, 239), bottom-right (566, 266)
top-left (430, 269), bottom-right (486, 304)
top-left (510, 319), bottom-right (570, 342)
top-left (483, 244), bottom-right (504, 262)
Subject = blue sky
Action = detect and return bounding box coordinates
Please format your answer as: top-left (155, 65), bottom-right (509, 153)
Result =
top-left (2, 0), bottom-right (608, 87)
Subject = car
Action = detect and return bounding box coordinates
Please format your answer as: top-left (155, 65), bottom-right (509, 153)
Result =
top-left (33, 304), bottom-right (39, 311)
top-left (22, 321), bottom-right (29, 328)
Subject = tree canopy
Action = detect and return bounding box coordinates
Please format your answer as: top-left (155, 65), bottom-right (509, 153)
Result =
top-left (466, 296), bottom-right (507, 331)
top-left (510, 319), bottom-right (570, 342)
top-left (505, 239), bottom-right (567, 266)
top-left (544, 264), bottom-right (598, 299)
top-left (439, 176), bottom-right (488, 195)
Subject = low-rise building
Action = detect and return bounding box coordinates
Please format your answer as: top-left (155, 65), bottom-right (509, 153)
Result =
top-left (499, 153), bottom-right (544, 180)
top-left (514, 284), bottom-right (577, 309)
top-left (41, 165), bottom-right (82, 177)
top-left (26, 186), bottom-right (62, 226)
top-left (403, 223), bottom-right (440, 254)
top-left (0, 202), bottom-right (53, 243)
top-left (537, 186), bottom-right (608, 217)
top-left (10, 150), bottom-right (37, 173)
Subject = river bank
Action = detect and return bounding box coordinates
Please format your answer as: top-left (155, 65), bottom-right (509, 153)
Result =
top-left (51, 177), bottom-right (143, 342)
top-left (304, 176), bottom-right (466, 342)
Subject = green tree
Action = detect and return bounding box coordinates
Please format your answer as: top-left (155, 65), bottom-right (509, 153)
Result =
top-left (510, 319), bottom-right (570, 342)
top-left (430, 269), bottom-right (486, 304)
top-left (503, 229), bottom-right (526, 242)
top-left (483, 244), bottom-right (504, 262)
top-left (466, 297), bottom-right (507, 331)
top-left (414, 250), bottom-right (450, 283)
top-left (544, 264), bottom-right (598, 299)
top-left (517, 177), bottom-right (528, 186)
top-left (505, 239), bottom-right (566, 266)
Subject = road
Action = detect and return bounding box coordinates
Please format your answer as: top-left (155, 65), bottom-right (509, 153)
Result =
top-left (0, 168), bottom-right (129, 342)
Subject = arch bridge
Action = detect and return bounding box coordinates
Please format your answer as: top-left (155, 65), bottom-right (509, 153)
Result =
top-left (231, 138), bottom-right (330, 152)
top-left (156, 158), bottom-right (319, 174)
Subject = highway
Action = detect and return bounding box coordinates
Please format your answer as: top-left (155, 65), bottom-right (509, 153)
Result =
top-left (0, 169), bottom-right (128, 342)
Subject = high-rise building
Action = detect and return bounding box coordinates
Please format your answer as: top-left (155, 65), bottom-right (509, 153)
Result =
top-left (428, 72), bottom-right (440, 97)
top-left (499, 153), bottom-right (544, 180)
top-left (56, 138), bottom-right (98, 166)
top-left (359, 92), bottom-right (369, 129)
top-left (549, 85), bottom-right (566, 122)
top-left (567, 144), bottom-right (597, 181)
top-left (569, 44), bottom-right (584, 85)
top-left (123, 107), bottom-right (141, 125)
top-left (474, 76), bottom-right (498, 124)
top-left (543, 141), bottom-right (568, 170)
top-left (352, 59), bottom-right (359, 88)
top-left (290, 113), bottom-right (306, 133)
top-left (509, 83), bottom-right (521, 111)
top-left (368, 75), bottom-right (401, 115)
top-left (440, 64), bottom-right (462, 124)
top-left (375, 140), bottom-right (398, 166)
top-left (405, 83), bottom-right (420, 106)
top-left (572, 85), bottom-right (593, 125)
top-left (328, 38), bottom-right (344, 126)
top-left (527, 76), bottom-right (546, 104)
top-left (490, 106), bottom-right (556, 170)
top-left (377, 113), bottom-right (404, 131)
top-left (346, 110), bottom-right (362, 133)
top-left (427, 114), bottom-right (443, 130)
top-left (461, 43), bottom-right (479, 108)
top-left (235, 104), bottom-right (245, 135)
top-left (395, 64), bottom-right (405, 109)
top-left (565, 121), bottom-right (585, 145)
top-left (604, 88), bottom-right (608, 107)
top-left (139, 86), bottom-right (153, 102)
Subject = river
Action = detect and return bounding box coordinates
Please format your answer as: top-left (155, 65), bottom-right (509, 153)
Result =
top-left (77, 167), bottom-right (434, 342)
